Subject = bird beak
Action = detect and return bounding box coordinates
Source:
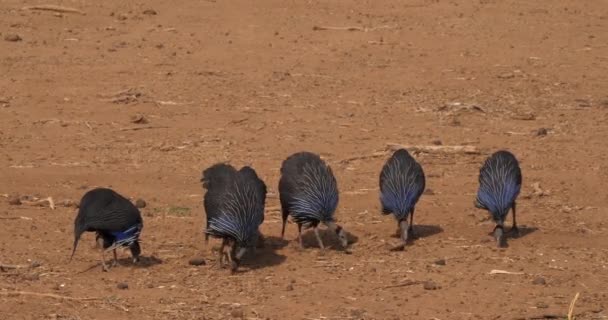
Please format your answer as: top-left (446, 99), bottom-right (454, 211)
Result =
top-left (235, 247), bottom-right (247, 260)
top-left (230, 247), bottom-right (247, 273)
top-left (494, 226), bottom-right (505, 248)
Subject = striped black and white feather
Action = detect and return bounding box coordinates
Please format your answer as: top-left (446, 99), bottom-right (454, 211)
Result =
top-left (71, 188), bottom-right (143, 259)
top-left (475, 150), bottom-right (522, 222)
top-left (202, 164), bottom-right (266, 247)
top-left (379, 149), bottom-right (426, 220)
top-left (279, 152), bottom-right (339, 226)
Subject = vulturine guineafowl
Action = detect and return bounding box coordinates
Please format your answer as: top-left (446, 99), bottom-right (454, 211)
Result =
top-left (475, 150), bottom-right (522, 247)
top-left (71, 188), bottom-right (143, 272)
top-left (279, 151), bottom-right (348, 251)
top-left (201, 163), bottom-right (267, 272)
top-left (379, 148), bottom-right (426, 251)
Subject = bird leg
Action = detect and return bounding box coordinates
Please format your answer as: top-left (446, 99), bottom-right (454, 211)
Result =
top-left (313, 226), bottom-right (325, 251)
top-left (510, 202), bottom-right (520, 237)
top-left (217, 238), bottom-right (227, 269)
top-left (390, 219), bottom-right (409, 251)
top-left (297, 224), bottom-right (304, 249)
top-left (409, 208), bottom-right (416, 238)
top-left (110, 249), bottom-right (119, 267)
top-left (281, 210), bottom-right (288, 239)
top-left (229, 240), bottom-right (238, 273)
top-left (97, 237), bottom-right (110, 272)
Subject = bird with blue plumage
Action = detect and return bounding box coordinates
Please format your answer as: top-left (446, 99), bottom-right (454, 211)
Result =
top-left (71, 188), bottom-right (143, 272)
top-left (201, 163), bottom-right (267, 272)
top-left (279, 151), bottom-right (348, 251)
top-left (475, 150), bottom-right (522, 247)
top-left (379, 148), bottom-right (426, 250)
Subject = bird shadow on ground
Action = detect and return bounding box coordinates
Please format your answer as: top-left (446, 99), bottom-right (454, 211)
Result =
top-left (236, 236), bottom-right (288, 272)
top-left (299, 228), bottom-right (359, 252)
top-left (486, 225), bottom-right (538, 248)
top-left (390, 224), bottom-right (444, 242)
top-left (76, 255), bottom-right (162, 273)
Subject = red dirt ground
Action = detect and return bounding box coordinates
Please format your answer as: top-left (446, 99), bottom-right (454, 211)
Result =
top-left (1, 1), bottom-right (607, 319)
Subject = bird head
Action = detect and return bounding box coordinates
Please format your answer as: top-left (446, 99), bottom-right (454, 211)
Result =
top-left (326, 221), bottom-right (348, 248)
top-left (493, 225), bottom-right (506, 248)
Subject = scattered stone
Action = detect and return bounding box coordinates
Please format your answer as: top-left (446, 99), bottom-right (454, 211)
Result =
top-left (536, 128), bottom-right (548, 137)
top-left (230, 308), bottom-right (244, 319)
top-left (536, 302), bottom-right (549, 309)
top-left (423, 281), bottom-right (440, 290)
top-left (143, 9), bottom-right (157, 15)
top-left (117, 282), bottom-right (129, 290)
top-left (30, 261), bottom-right (42, 268)
top-left (285, 283), bottom-right (294, 291)
top-left (135, 198), bottom-right (147, 208)
top-left (4, 34), bottom-right (22, 42)
top-left (434, 259), bottom-right (446, 266)
top-left (431, 139), bottom-right (442, 146)
top-left (513, 112), bottom-right (536, 121)
top-left (497, 72), bottom-right (515, 79)
top-left (531, 182), bottom-right (549, 197)
top-left (23, 273), bottom-right (40, 281)
top-left (8, 195), bottom-right (22, 205)
top-left (131, 114), bottom-right (148, 124)
top-left (58, 199), bottom-right (78, 208)
top-left (188, 258), bottom-right (206, 266)
top-left (424, 188), bottom-right (435, 195)
top-left (532, 277), bottom-right (546, 285)
top-left (574, 99), bottom-right (591, 108)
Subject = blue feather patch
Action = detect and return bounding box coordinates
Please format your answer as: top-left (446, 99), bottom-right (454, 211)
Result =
top-left (107, 223), bottom-right (142, 250)
top-left (476, 150), bottom-right (522, 220)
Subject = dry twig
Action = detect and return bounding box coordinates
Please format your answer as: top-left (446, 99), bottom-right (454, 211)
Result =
top-left (568, 292), bottom-right (580, 320)
top-left (376, 280), bottom-right (421, 290)
top-left (386, 143), bottom-right (480, 155)
top-left (489, 269), bottom-right (524, 275)
top-left (118, 126), bottom-right (169, 132)
top-left (0, 291), bottom-right (100, 301)
top-left (22, 4), bottom-right (85, 15)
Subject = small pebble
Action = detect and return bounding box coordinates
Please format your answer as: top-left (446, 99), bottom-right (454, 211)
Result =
top-left (8, 195), bottom-right (21, 205)
top-left (230, 308), bottom-right (244, 319)
top-left (135, 198), bottom-right (147, 208)
top-left (536, 128), bottom-right (548, 137)
top-left (424, 188), bottom-right (435, 195)
top-left (434, 259), bottom-right (446, 266)
top-left (23, 273), bottom-right (40, 281)
top-left (188, 258), bottom-right (206, 266)
top-left (431, 139), bottom-right (442, 146)
top-left (285, 284), bottom-right (294, 291)
top-left (536, 302), bottom-right (549, 309)
top-left (532, 277), bottom-right (547, 285)
top-left (131, 114), bottom-right (148, 124)
top-left (497, 72), bottom-right (515, 79)
top-left (117, 282), bottom-right (129, 290)
top-left (143, 9), bottom-right (157, 15)
top-left (4, 34), bottom-right (22, 42)
top-left (423, 281), bottom-right (440, 290)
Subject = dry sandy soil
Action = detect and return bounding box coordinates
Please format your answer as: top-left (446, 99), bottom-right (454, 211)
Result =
top-left (1, 0), bottom-right (608, 319)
